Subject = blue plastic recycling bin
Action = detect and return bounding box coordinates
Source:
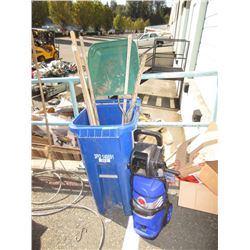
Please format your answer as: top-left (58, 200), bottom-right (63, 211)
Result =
top-left (69, 98), bottom-right (141, 215)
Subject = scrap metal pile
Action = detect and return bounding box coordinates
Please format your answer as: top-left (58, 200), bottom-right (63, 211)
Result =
top-left (32, 60), bottom-right (78, 100)
top-left (31, 58), bottom-right (82, 160)
top-left (32, 60), bottom-right (77, 79)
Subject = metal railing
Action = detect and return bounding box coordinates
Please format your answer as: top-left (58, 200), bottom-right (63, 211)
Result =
top-left (32, 76), bottom-right (80, 117)
top-left (31, 70), bottom-right (218, 128)
top-left (152, 38), bottom-right (190, 72)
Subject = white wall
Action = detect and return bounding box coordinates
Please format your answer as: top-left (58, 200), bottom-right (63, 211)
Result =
top-left (195, 0), bottom-right (218, 118)
top-left (185, 0), bottom-right (208, 71)
top-left (169, 0), bottom-right (181, 37)
top-left (180, 0), bottom-right (218, 139)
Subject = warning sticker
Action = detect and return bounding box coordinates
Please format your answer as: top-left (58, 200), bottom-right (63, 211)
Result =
top-left (94, 154), bottom-right (114, 163)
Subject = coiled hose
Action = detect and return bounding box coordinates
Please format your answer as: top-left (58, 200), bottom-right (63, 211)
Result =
top-left (32, 170), bottom-right (105, 250)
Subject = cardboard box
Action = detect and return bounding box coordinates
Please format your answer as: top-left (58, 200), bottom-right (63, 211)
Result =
top-left (198, 161), bottom-right (218, 196)
top-left (178, 180), bottom-right (218, 215)
top-left (173, 123), bottom-right (218, 177)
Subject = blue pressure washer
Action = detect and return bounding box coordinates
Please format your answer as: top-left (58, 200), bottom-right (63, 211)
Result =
top-left (129, 129), bottom-right (180, 240)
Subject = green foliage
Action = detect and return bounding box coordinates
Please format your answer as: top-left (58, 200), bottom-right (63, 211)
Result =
top-left (48, 1), bottom-right (73, 27)
top-left (32, 0), bottom-right (170, 33)
top-left (150, 14), bottom-right (165, 25)
top-left (110, 0), bottom-right (117, 13)
top-left (164, 15), bottom-right (170, 24)
top-left (102, 5), bottom-right (113, 32)
top-left (32, 1), bottom-right (48, 27)
top-left (73, 1), bottom-right (111, 31)
top-left (134, 18), bottom-right (145, 32)
top-left (144, 19), bottom-right (150, 27)
top-left (141, 2), bottom-right (152, 21)
top-left (126, 2), bottom-right (139, 20)
top-left (124, 17), bottom-right (134, 32)
top-left (73, 1), bottom-right (94, 30)
top-left (115, 4), bottom-right (127, 16)
top-left (113, 14), bottom-right (126, 32)
top-left (92, 2), bottom-right (104, 30)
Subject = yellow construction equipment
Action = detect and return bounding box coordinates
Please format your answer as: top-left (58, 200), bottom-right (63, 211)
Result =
top-left (32, 28), bottom-right (59, 62)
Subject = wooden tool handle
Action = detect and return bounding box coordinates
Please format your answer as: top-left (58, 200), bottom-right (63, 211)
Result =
top-left (122, 34), bottom-right (133, 124)
top-left (79, 36), bottom-right (100, 125)
top-left (70, 31), bottom-right (97, 125)
top-left (126, 54), bottom-right (147, 123)
top-left (32, 35), bottom-right (55, 168)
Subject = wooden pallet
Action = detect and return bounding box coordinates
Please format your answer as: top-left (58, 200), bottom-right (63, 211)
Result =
top-left (32, 143), bottom-right (82, 161)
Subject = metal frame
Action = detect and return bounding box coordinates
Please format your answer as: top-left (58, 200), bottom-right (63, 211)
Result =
top-left (139, 38), bottom-right (191, 107)
top-left (31, 70), bottom-right (218, 128)
top-left (32, 76), bottom-right (79, 117)
top-left (152, 38), bottom-right (190, 71)
top-left (138, 38), bottom-right (190, 73)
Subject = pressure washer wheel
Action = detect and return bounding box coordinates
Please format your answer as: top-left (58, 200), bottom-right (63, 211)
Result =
top-left (165, 203), bottom-right (173, 225)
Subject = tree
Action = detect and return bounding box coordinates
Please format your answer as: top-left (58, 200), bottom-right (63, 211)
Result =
top-left (92, 2), bottom-right (105, 31)
top-left (164, 14), bottom-right (170, 24)
top-left (141, 1), bottom-right (151, 21)
top-left (110, 0), bottom-right (117, 13)
top-left (134, 18), bottom-right (145, 32)
top-left (73, 1), bottom-right (111, 32)
top-left (124, 17), bottom-right (134, 32)
top-left (126, 1), bottom-right (138, 19)
top-left (48, 1), bottom-right (73, 27)
top-left (160, 3), bottom-right (171, 17)
top-left (32, 1), bottom-right (48, 27)
top-left (115, 4), bottom-right (127, 16)
top-left (73, 1), bottom-right (94, 30)
top-left (150, 14), bottom-right (165, 25)
top-left (144, 19), bottom-right (150, 27)
top-left (102, 5), bottom-right (113, 32)
top-left (113, 14), bottom-right (126, 32)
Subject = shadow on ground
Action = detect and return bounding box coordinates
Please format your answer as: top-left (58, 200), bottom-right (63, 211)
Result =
top-left (32, 220), bottom-right (48, 250)
top-left (32, 174), bottom-right (217, 250)
top-left (139, 194), bottom-right (218, 250)
top-left (55, 38), bottom-right (92, 47)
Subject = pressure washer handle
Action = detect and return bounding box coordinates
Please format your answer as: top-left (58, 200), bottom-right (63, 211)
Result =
top-left (165, 168), bottom-right (180, 176)
top-left (157, 162), bottom-right (180, 176)
top-left (134, 129), bottom-right (163, 147)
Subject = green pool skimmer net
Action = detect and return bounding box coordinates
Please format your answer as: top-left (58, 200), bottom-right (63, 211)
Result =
top-left (87, 39), bottom-right (140, 97)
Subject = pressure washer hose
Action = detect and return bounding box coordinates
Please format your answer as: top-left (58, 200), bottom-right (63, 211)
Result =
top-left (32, 170), bottom-right (84, 216)
top-left (32, 170), bottom-right (105, 249)
top-left (32, 204), bottom-right (105, 250)
top-left (32, 171), bottom-right (62, 205)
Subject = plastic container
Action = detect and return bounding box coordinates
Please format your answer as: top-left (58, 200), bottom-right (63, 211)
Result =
top-left (69, 98), bottom-right (141, 215)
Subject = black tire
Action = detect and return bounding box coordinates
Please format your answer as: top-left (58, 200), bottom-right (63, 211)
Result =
top-left (53, 51), bottom-right (59, 60)
top-left (38, 56), bottom-right (45, 62)
top-left (157, 41), bottom-right (163, 47)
